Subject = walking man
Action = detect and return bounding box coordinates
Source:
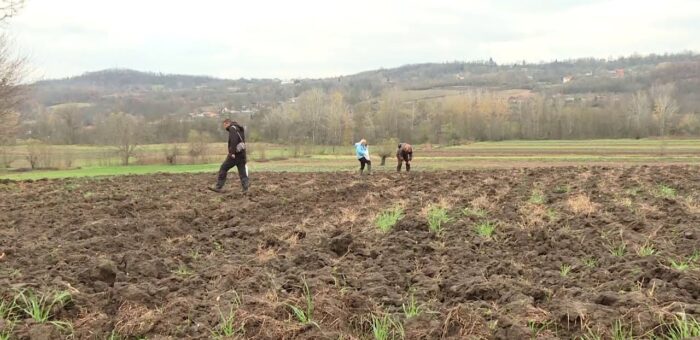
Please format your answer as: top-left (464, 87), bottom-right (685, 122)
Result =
top-left (397, 143), bottom-right (413, 172)
top-left (210, 119), bottom-right (249, 193)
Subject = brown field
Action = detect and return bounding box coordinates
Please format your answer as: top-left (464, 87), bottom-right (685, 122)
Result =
top-left (1, 166), bottom-right (699, 339)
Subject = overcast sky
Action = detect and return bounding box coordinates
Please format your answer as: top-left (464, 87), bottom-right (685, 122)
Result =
top-left (5, 0), bottom-right (700, 80)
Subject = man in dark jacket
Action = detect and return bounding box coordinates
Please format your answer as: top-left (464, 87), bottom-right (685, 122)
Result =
top-left (210, 119), bottom-right (249, 193)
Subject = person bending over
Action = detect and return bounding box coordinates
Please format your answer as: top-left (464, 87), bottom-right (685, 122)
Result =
top-left (396, 142), bottom-right (413, 172)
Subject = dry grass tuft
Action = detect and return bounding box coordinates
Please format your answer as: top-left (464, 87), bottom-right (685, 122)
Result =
top-left (519, 203), bottom-right (548, 229)
top-left (256, 243), bottom-right (278, 263)
top-left (440, 305), bottom-right (491, 339)
top-left (567, 194), bottom-right (599, 216)
top-left (470, 195), bottom-right (495, 211)
top-left (682, 196), bottom-right (700, 215)
top-left (115, 302), bottom-right (159, 336)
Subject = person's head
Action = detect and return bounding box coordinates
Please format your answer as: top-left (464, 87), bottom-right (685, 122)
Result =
top-left (403, 143), bottom-right (413, 153)
top-left (360, 139), bottom-right (367, 146)
top-left (222, 119), bottom-right (232, 130)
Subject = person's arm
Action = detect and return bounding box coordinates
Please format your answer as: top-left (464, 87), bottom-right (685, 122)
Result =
top-left (228, 129), bottom-right (238, 157)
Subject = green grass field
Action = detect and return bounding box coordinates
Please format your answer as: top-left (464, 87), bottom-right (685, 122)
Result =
top-left (2, 139), bottom-right (700, 180)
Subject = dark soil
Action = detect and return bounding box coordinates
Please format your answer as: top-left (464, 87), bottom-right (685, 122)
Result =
top-left (1, 166), bottom-right (699, 339)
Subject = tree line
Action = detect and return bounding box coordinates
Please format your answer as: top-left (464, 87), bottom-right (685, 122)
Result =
top-left (12, 80), bottom-right (695, 151)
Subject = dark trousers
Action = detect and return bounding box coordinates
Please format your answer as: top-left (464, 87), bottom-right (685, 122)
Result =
top-left (217, 154), bottom-right (249, 190)
top-left (359, 157), bottom-right (371, 173)
top-left (397, 155), bottom-right (411, 172)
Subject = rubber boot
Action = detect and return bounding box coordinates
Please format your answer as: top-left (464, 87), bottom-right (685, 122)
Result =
top-left (218, 177), bottom-right (227, 188)
top-left (359, 168), bottom-right (364, 176)
top-left (366, 163), bottom-right (372, 175)
top-left (208, 178), bottom-right (226, 193)
top-left (241, 178), bottom-right (249, 193)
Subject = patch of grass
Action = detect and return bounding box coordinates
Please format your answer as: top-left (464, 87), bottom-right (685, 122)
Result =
top-left (108, 330), bottom-right (122, 340)
top-left (579, 327), bottom-right (603, 340)
top-left (0, 299), bottom-right (16, 320)
top-left (0, 328), bottom-right (14, 340)
top-left (371, 313), bottom-right (404, 340)
top-left (690, 250), bottom-right (699, 263)
top-left (625, 187), bottom-right (641, 196)
top-left (475, 221), bottom-right (496, 238)
top-left (611, 320), bottom-right (633, 340)
top-left (402, 294), bottom-right (422, 319)
top-left (661, 313), bottom-right (700, 339)
top-left (462, 207), bottom-right (487, 218)
top-left (63, 183), bottom-right (80, 192)
top-left (376, 207), bottom-right (404, 233)
top-left (528, 320), bottom-right (555, 339)
top-left (554, 185), bottom-right (570, 194)
top-left (212, 292), bottom-right (244, 339)
top-left (635, 242), bottom-right (657, 257)
top-left (657, 184), bottom-right (677, 199)
top-left (172, 264), bottom-right (193, 277)
top-left (427, 205), bottom-right (451, 235)
top-left (546, 208), bottom-right (559, 221)
top-left (608, 242), bottom-right (627, 257)
top-left (0, 299), bottom-right (16, 340)
top-left (189, 248), bottom-right (201, 261)
top-left (529, 189), bottom-right (546, 204)
top-left (488, 320), bottom-right (499, 330)
top-left (583, 257), bottom-right (598, 268)
top-left (560, 264), bottom-right (572, 277)
top-left (16, 290), bottom-right (72, 323)
top-left (670, 259), bottom-right (691, 271)
top-left (286, 278), bottom-right (319, 328)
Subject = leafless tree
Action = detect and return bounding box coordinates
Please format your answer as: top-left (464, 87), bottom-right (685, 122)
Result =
top-left (102, 112), bottom-right (142, 165)
top-left (629, 90), bottom-right (651, 138)
top-left (54, 104), bottom-right (84, 144)
top-left (163, 144), bottom-right (180, 165)
top-left (0, 0), bottom-right (24, 22)
top-left (651, 84), bottom-right (679, 137)
top-left (0, 35), bottom-right (27, 144)
top-left (187, 129), bottom-right (211, 164)
top-left (25, 139), bottom-right (51, 169)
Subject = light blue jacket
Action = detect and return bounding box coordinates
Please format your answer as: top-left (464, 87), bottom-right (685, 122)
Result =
top-left (355, 142), bottom-right (369, 159)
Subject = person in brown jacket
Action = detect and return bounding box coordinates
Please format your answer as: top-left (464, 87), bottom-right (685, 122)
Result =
top-left (396, 143), bottom-right (413, 172)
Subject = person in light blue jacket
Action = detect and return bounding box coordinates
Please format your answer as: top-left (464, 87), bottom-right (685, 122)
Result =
top-left (355, 139), bottom-right (371, 175)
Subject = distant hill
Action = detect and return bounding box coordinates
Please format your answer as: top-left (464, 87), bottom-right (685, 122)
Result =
top-left (22, 52), bottom-right (700, 119)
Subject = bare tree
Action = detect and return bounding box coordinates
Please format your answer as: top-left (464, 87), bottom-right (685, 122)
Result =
top-left (0, 109), bottom-right (17, 144)
top-left (0, 0), bottom-right (24, 22)
top-left (0, 35), bottom-right (27, 144)
top-left (297, 88), bottom-right (327, 144)
top-left (187, 129), bottom-right (211, 164)
top-left (629, 90), bottom-right (651, 138)
top-left (651, 84), bottom-right (679, 137)
top-left (102, 113), bottom-right (142, 166)
top-left (163, 144), bottom-right (180, 165)
top-left (54, 104), bottom-right (84, 144)
top-left (375, 138), bottom-right (398, 166)
top-left (25, 139), bottom-right (51, 169)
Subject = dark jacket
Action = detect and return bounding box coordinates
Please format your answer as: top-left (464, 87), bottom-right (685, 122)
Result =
top-left (227, 124), bottom-right (246, 156)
